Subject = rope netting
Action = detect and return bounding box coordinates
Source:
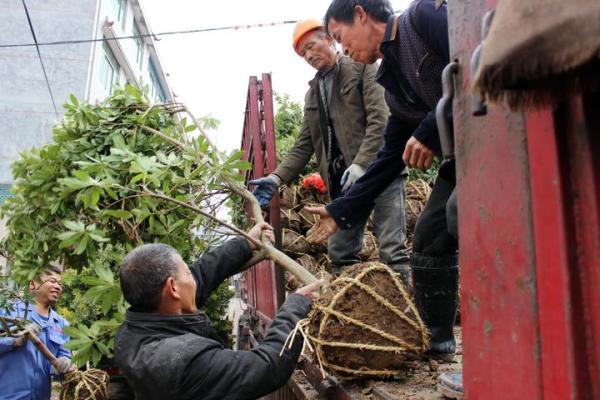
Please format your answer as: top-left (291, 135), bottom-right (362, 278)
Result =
top-left (284, 263), bottom-right (428, 379)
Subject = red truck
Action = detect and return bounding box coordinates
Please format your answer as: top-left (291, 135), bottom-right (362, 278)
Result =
top-left (235, 2), bottom-right (600, 398)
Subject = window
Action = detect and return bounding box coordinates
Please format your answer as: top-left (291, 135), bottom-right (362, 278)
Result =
top-left (111, 0), bottom-right (125, 27)
top-left (0, 184), bottom-right (12, 205)
top-left (99, 41), bottom-right (119, 93)
top-left (148, 61), bottom-right (166, 103)
top-left (132, 23), bottom-right (144, 68)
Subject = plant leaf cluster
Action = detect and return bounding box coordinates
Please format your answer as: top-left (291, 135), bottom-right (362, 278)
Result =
top-left (1, 85), bottom-right (247, 366)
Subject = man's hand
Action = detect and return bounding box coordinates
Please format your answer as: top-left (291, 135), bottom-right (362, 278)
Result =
top-left (403, 137), bottom-right (434, 170)
top-left (249, 175), bottom-right (281, 209)
top-left (304, 206), bottom-right (339, 243)
top-left (340, 164), bottom-right (366, 193)
top-left (295, 280), bottom-right (323, 301)
top-left (13, 323), bottom-right (41, 348)
top-left (12, 335), bottom-right (27, 348)
top-left (53, 357), bottom-right (75, 374)
top-left (246, 222), bottom-right (275, 250)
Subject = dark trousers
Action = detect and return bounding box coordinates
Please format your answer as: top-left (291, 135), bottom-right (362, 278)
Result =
top-left (412, 160), bottom-right (458, 256)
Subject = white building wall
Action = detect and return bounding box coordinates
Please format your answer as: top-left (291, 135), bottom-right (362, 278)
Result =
top-left (0, 0), bottom-right (173, 184)
top-left (87, 0), bottom-right (171, 103)
top-left (0, 0), bottom-right (97, 184)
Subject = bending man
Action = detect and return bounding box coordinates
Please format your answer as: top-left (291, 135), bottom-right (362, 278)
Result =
top-left (115, 223), bottom-right (321, 400)
top-left (307, 0), bottom-right (459, 363)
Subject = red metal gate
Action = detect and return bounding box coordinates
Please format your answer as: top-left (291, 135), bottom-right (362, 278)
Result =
top-left (449, 2), bottom-right (600, 399)
top-left (239, 74), bottom-right (285, 329)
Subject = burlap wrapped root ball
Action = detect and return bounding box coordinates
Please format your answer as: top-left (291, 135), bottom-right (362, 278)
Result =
top-left (405, 179), bottom-right (432, 240)
top-left (304, 263), bottom-right (428, 379)
top-left (279, 185), bottom-right (301, 209)
top-left (281, 208), bottom-right (303, 232)
top-left (298, 206), bottom-right (320, 232)
top-left (358, 231), bottom-right (379, 261)
top-left (59, 369), bottom-right (109, 400)
top-left (282, 229), bottom-right (310, 254)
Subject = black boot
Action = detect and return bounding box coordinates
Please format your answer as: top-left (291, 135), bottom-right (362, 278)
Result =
top-left (411, 253), bottom-right (459, 356)
top-left (391, 264), bottom-right (412, 291)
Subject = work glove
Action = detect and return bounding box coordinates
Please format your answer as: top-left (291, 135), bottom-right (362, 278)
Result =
top-left (12, 323), bottom-right (41, 348)
top-left (249, 174), bottom-right (281, 209)
top-left (340, 164), bottom-right (366, 193)
top-left (52, 357), bottom-right (74, 375)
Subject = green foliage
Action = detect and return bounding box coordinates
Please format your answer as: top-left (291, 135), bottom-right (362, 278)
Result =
top-left (408, 157), bottom-right (441, 185)
top-left (1, 85), bottom-right (246, 366)
top-left (274, 93), bottom-right (317, 179)
top-left (274, 93), bottom-right (303, 139)
top-left (0, 277), bottom-right (33, 316)
top-left (201, 282), bottom-right (235, 347)
top-left (55, 244), bottom-right (125, 367)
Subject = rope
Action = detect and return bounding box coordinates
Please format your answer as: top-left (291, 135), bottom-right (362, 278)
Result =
top-left (280, 319), bottom-right (314, 357)
top-left (304, 263), bottom-right (428, 379)
top-left (312, 305), bottom-right (422, 352)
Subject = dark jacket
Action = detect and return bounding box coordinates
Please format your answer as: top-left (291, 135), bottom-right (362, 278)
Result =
top-left (273, 55), bottom-right (389, 191)
top-left (327, 0), bottom-right (449, 228)
top-left (115, 238), bottom-right (312, 400)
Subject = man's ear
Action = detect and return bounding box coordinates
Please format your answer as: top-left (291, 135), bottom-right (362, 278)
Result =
top-left (163, 277), bottom-right (181, 301)
top-left (354, 5), bottom-right (368, 24)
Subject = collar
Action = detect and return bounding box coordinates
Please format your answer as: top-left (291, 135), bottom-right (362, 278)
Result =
top-left (15, 301), bottom-right (61, 324)
top-left (380, 14), bottom-right (400, 53)
top-left (309, 53), bottom-right (342, 87)
top-left (125, 309), bottom-right (210, 337)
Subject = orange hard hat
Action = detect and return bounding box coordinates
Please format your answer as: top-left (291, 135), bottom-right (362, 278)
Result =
top-left (292, 18), bottom-right (324, 55)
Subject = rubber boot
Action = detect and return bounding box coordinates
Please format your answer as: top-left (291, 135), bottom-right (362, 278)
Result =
top-left (391, 264), bottom-right (412, 291)
top-left (411, 253), bottom-right (459, 357)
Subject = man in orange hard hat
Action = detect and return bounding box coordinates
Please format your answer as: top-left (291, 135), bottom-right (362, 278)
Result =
top-left (251, 19), bottom-right (410, 279)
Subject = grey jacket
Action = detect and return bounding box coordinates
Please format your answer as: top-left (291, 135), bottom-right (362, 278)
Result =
top-left (115, 238), bottom-right (312, 400)
top-left (273, 56), bottom-right (389, 190)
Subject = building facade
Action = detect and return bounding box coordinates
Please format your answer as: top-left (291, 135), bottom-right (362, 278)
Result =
top-left (0, 0), bottom-right (172, 188)
top-left (0, 0), bottom-right (172, 274)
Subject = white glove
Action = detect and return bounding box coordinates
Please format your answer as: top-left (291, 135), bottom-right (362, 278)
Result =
top-left (340, 164), bottom-right (366, 192)
top-left (13, 323), bottom-right (41, 348)
top-left (26, 323), bottom-right (42, 337)
top-left (53, 357), bottom-right (74, 374)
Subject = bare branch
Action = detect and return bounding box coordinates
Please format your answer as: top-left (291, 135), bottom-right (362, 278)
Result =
top-left (140, 125), bottom-right (185, 149)
top-left (142, 190), bottom-right (262, 249)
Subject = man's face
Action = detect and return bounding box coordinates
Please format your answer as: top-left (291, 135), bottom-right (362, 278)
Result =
top-left (298, 30), bottom-right (337, 73)
top-left (327, 16), bottom-right (381, 64)
top-left (32, 272), bottom-right (62, 304)
top-left (173, 255), bottom-right (197, 314)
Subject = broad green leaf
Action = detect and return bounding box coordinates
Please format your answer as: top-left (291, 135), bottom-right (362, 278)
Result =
top-left (95, 265), bottom-right (114, 283)
top-left (101, 210), bottom-right (132, 219)
top-left (62, 220), bottom-right (85, 232)
top-left (74, 235), bottom-right (89, 255)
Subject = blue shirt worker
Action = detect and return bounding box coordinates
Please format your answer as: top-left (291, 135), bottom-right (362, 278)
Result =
top-left (0, 264), bottom-right (72, 400)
